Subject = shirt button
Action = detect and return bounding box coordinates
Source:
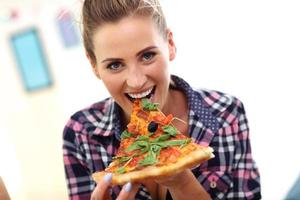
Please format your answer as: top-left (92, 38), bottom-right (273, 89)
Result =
top-left (210, 181), bottom-right (217, 189)
top-left (209, 175), bottom-right (218, 189)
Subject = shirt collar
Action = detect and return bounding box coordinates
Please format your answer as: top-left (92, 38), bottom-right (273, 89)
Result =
top-left (170, 75), bottom-right (219, 132)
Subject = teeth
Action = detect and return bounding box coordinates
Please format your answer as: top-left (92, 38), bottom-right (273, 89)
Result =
top-left (128, 87), bottom-right (153, 99)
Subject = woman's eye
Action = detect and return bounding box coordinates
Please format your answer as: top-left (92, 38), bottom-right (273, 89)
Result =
top-left (142, 52), bottom-right (156, 61)
top-left (107, 62), bottom-right (122, 70)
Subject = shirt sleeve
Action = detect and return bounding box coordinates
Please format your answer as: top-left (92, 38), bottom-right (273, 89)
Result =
top-left (62, 119), bottom-right (95, 200)
top-left (228, 101), bottom-right (261, 199)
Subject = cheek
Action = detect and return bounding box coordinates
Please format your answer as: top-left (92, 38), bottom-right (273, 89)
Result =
top-left (101, 76), bottom-right (121, 94)
top-left (153, 61), bottom-right (170, 80)
top-left (150, 57), bottom-right (169, 74)
top-left (148, 62), bottom-right (170, 91)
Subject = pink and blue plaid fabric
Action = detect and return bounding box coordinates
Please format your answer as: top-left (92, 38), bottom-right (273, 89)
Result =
top-left (63, 75), bottom-right (261, 200)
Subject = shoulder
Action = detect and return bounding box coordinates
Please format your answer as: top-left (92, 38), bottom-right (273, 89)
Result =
top-left (194, 88), bottom-right (246, 124)
top-left (63, 97), bottom-right (114, 140)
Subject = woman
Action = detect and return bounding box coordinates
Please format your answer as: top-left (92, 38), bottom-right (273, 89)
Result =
top-left (63, 0), bottom-right (261, 199)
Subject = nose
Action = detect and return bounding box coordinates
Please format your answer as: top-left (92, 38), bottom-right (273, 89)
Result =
top-left (126, 66), bottom-right (147, 90)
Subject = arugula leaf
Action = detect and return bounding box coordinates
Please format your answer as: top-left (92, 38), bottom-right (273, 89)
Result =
top-left (116, 166), bottom-right (126, 174)
top-left (141, 98), bottom-right (159, 111)
top-left (150, 144), bottom-right (162, 156)
top-left (148, 132), bottom-right (155, 137)
top-left (115, 153), bottom-right (139, 165)
top-left (162, 125), bottom-right (178, 136)
top-left (118, 156), bottom-right (132, 164)
top-left (152, 134), bottom-right (171, 142)
top-left (120, 130), bottom-right (132, 139)
top-left (136, 140), bottom-right (149, 147)
top-left (152, 138), bottom-right (192, 148)
top-left (164, 138), bottom-right (192, 146)
top-left (140, 146), bottom-right (150, 154)
top-left (136, 135), bottom-right (149, 141)
top-left (126, 142), bottom-right (141, 152)
top-left (126, 140), bottom-right (149, 152)
top-left (138, 151), bottom-right (158, 166)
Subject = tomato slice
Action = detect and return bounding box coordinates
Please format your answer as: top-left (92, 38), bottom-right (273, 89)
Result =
top-left (163, 114), bottom-right (173, 125)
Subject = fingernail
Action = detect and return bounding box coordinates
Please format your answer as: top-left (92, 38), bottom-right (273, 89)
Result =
top-left (124, 182), bottom-right (132, 192)
top-left (103, 173), bottom-right (113, 183)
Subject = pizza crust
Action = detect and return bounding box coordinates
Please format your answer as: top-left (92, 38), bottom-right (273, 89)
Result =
top-left (92, 146), bottom-right (214, 185)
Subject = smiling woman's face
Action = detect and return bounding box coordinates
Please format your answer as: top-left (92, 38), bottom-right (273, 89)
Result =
top-left (90, 15), bottom-right (176, 119)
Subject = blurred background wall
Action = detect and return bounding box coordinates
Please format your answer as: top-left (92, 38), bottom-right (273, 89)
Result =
top-left (0, 0), bottom-right (299, 199)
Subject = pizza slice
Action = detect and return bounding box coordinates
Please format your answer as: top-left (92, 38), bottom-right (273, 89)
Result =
top-left (92, 99), bottom-right (214, 185)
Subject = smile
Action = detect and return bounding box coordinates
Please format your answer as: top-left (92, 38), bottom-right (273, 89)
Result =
top-left (126, 86), bottom-right (156, 102)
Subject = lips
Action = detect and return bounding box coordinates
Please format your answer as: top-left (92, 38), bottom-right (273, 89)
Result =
top-left (126, 86), bottom-right (156, 102)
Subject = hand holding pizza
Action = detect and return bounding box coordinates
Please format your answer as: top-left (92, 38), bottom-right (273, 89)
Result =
top-left (92, 99), bottom-right (214, 199)
top-left (154, 169), bottom-right (212, 200)
top-left (91, 169), bottom-right (211, 200)
top-left (91, 173), bottom-right (140, 200)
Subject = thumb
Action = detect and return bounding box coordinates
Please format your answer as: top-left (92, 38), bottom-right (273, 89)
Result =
top-left (116, 182), bottom-right (140, 200)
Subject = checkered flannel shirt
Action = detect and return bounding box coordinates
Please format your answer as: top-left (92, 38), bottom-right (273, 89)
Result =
top-left (63, 75), bottom-right (261, 200)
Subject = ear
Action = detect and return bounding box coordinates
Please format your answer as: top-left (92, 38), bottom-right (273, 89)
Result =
top-left (166, 29), bottom-right (176, 61)
top-left (86, 51), bottom-right (101, 79)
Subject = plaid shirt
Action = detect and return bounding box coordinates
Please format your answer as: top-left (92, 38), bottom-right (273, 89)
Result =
top-left (63, 75), bottom-right (261, 200)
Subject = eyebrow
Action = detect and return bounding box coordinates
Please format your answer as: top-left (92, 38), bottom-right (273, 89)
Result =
top-left (101, 46), bottom-right (157, 63)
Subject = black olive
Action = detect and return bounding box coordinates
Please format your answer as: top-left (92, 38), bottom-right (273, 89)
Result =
top-left (148, 121), bottom-right (158, 133)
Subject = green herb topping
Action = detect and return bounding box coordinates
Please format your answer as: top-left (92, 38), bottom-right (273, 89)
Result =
top-left (116, 166), bottom-right (126, 174)
top-left (125, 132), bottom-right (191, 167)
top-left (120, 130), bottom-right (132, 139)
top-left (141, 98), bottom-right (159, 111)
top-left (162, 125), bottom-right (178, 136)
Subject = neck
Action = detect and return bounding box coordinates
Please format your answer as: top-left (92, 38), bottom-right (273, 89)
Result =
top-left (162, 88), bottom-right (189, 135)
top-left (163, 88), bottom-right (188, 118)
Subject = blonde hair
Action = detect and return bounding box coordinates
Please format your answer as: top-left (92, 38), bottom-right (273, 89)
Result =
top-left (82, 0), bottom-right (167, 64)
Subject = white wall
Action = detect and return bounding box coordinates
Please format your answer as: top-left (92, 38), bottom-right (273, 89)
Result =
top-left (164, 1), bottom-right (300, 199)
top-left (0, 0), bottom-right (299, 199)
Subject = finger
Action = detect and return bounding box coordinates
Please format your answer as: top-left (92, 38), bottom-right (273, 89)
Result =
top-left (91, 173), bottom-right (113, 200)
top-left (154, 170), bottom-right (188, 186)
top-left (116, 182), bottom-right (140, 200)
